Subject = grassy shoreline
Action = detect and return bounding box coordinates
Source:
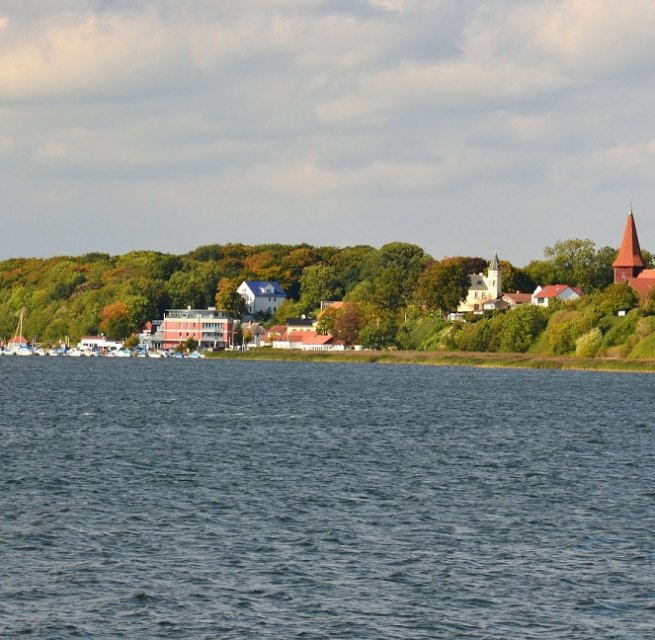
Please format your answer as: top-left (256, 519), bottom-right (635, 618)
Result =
top-left (205, 348), bottom-right (655, 373)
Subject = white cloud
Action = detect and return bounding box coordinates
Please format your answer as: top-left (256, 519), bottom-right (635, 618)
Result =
top-left (597, 139), bottom-right (655, 178)
top-left (2, 0), bottom-right (655, 263)
top-left (462, 0), bottom-right (655, 79)
top-left (0, 12), bottom-right (194, 101)
top-left (317, 59), bottom-right (565, 122)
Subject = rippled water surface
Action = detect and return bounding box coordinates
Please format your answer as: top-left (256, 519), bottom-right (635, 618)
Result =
top-left (1, 358), bottom-right (653, 638)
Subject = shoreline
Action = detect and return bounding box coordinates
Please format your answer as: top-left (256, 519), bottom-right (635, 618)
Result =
top-left (205, 348), bottom-right (655, 373)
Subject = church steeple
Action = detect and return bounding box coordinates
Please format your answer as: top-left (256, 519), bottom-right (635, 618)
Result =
top-left (613, 207), bottom-right (645, 282)
top-left (487, 251), bottom-right (501, 299)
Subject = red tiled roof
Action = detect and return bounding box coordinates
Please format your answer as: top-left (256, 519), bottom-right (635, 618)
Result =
top-left (302, 333), bottom-right (333, 345)
top-left (264, 325), bottom-right (287, 339)
top-left (613, 212), bottom-right (645, 268)
top-left (273, 330), bottom-right (334, 345)
top-left (285, 331), bottom-right (308, 343)
top-left (535, 284), bottom-right (583, 298)
top-left (502, 292), bottom-right (532, 304)
top-left (268, 325), bottom-right (287, 333)
top-left (627, 276), bottom-right (655, 300)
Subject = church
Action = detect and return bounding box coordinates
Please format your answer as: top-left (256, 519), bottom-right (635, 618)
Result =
top-left (612, 208), bottom-right (655, 300)
top-left (457, 252), bottom-right (502, 313)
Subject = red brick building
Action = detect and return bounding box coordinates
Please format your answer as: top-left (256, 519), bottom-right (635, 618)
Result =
top-left (613, 209), bottom-right (655, 300)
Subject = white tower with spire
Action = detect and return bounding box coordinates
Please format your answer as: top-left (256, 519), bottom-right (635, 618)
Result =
top-left (457, 251), bottom-right (503, 313)
top-left (487, 251), bottom-right (502, 299)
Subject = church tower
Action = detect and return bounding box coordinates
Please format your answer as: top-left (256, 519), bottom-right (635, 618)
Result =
top-left (487, 251), bottom-right (502, 299)
top-left (613, 208), bottom-right (645, 282)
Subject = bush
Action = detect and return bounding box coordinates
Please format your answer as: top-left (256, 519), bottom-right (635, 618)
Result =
top-left (498, 305), bottom-right (548, 352)
top-left (575, 328), bottom-right (602, 357)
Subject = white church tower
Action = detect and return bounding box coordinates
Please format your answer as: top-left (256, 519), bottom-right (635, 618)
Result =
top-left (457, 251), bottom-right (503, 313)
top-left (487, 251), bottom-right (502, 300)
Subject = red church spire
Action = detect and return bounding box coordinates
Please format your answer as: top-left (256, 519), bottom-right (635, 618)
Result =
top-left (613, 208), bottom-right (645, 282)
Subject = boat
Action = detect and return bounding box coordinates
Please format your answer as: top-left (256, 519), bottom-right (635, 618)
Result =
top-left (9, 309), bottom-right (33, 356)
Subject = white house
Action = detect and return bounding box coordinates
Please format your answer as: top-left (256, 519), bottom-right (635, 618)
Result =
top-left (531, 284), bottom-right (583, 307)
top-left (237, 281), bottom-right (287, 316)
top-left (458, 252), bottom-right (502, 313)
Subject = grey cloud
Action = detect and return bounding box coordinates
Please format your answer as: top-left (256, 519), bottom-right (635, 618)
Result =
top-left (1, 1), bottom-right (655, 264)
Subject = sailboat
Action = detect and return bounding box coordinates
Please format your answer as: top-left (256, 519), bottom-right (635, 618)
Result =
top-left (10, 309), bottom-right (33, 356)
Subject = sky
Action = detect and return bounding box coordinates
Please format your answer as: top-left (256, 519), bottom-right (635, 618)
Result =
top-left (2, 0), bottom-right (655, 266)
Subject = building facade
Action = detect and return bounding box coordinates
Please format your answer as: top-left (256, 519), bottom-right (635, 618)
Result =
top-left (161, 307), bottom-right (234, 350)
top-left (612, 208), bottom-right (655, 299)
top-left (237, 281), bottom-right (287, 316)
top-left (457, 252), bottom-right (502, 313)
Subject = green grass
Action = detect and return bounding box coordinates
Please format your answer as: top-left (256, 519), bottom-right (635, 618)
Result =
top-left (627, 332), bottom-right (655, 359)
top-left (205, 348), bottom-right (655, 373)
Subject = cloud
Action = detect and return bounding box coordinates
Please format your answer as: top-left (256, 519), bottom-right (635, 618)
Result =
top-left (317, 59), bottom-right (565, 122)
top-left (596, 139), bottom-right (655, 182)
top-left (0, 11), bottom-right (196, 102)
top-left (458, 0), bottom-right (655, 83)
top-left (2, 1), bottom-right (655, 263)
top-left (366, 0), bottom-right (414, 12)
top-left (317, 0), bottom-right (655, 123)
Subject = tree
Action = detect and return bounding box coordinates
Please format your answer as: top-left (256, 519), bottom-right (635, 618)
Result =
top-left (331, 302), bottom-right (363, 345)
top-left (356, 243), bottom-right (429, 312)
top-left (415, 258), bottom-right (470, 312)
top-left (299, 264), bottom-right (342, 311)
top-left (125, 294), bottom-right (154, 333)
top-left (596, 282), bottom-right (639, 315)
top-left (315, 306), bottom-right (338, 336)
top-left (232, 323), bottom-right (243, 348)
top-left (536, 238), bottom-right (615, 292)
top-left (215, 278), bottom-right (247, 319)
top-left (499, 305), bottom-right (548, 352)
top-left (329, 245), bottom-right (376, 294)
top-left (273, 298), bottom-right (306, 324)
top-left (99, 302), bottom-right (131, 339)
top-left (124, 334), bottom-right (139, 349)
top-left (500, 260), bottom-right (536, 294)
top-left (359, 314), bottom-right (398, 350)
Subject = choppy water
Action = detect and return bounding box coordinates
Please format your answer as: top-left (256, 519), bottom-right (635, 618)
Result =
top-left (0, 358), bottom-right (653, 638)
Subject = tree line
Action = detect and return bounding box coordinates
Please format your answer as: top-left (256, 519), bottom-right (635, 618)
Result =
top-left (0, 238), bottom-right (648, 355)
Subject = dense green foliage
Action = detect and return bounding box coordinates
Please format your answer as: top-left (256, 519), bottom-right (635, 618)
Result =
top-left (2, 235), bottom-right (655, 358)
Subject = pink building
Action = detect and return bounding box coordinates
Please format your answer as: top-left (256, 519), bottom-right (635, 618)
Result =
top-left (161, 307), bottom-right (234, 350)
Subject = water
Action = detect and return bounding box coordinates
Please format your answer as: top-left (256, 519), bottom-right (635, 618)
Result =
top-left (0, 358), bottom-right (653, 638)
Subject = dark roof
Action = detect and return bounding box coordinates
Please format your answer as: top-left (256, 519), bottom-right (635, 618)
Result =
top-left (243, 281), bottom-right (287, 297)
top-left (286, 317), bottom-right (314, 326)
